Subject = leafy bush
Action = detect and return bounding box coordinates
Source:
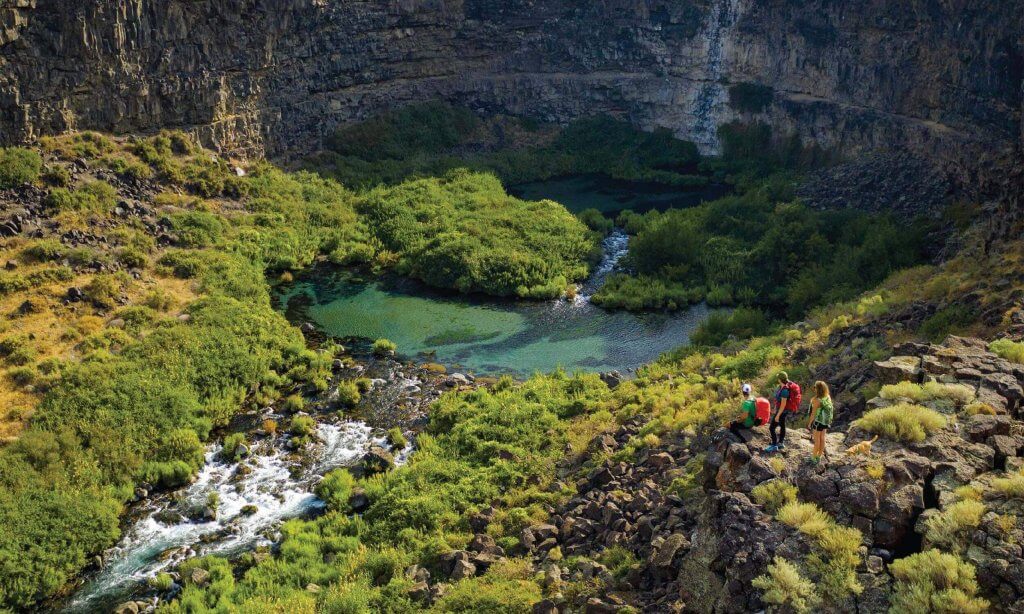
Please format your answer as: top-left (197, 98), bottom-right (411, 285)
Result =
top-left (691, 308), bottom-right (771, 346)
top-left (386, 427), bottom-right (407, 449)
top-left (924, 500), bottom-right (986, 551)
top-left (853, 403), bottom-right (946, 442)
top-left (752, 479), bottom-right (798, 514)
top-left (358, 170), bottom-right (595, 298)
top-left (220, 433), bottom-right (246, 462)
top-left (889, 550), bottom-right (988, 614)
top-left (991, 469), bottom-right (1024, 498)
top-left (990, 338), bottom-right (1024, 364)
top-left (44, 180), bottom-right (117, 213)
top-left (290, 415), bottom-right (316, 437)
top-left (920, 305), bottom-right (977, 342)
top-left (316, 469), bottom-right (356, 512)
top-left (880, 382), bottom-right (974, 407)
top-left (372, 338), bottom-right (397, 356)
top-left (753, 557), bottom-right (817, 613)
top-left (0, 147), bottom-right (42, 188)
top-left (336, 381), bottom-right (361, 408)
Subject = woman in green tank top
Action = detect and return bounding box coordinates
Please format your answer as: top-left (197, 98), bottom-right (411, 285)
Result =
top-left (807, 381), bottom-right (833, 464)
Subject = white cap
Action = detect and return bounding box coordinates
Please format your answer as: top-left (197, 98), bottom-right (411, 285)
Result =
top-left (741, 383), bottom-right (753, 395)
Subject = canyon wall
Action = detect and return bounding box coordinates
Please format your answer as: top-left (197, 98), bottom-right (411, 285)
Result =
top-left (0, 0), bottom-right (1021, 182)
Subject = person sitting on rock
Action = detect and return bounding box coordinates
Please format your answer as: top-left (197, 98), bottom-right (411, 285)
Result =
top-left (765, 371), bottom-right (800, 453)
top-left (806, 380), bottom-right (834, 464)
top-left (727, 383), bottom-right (762, 440)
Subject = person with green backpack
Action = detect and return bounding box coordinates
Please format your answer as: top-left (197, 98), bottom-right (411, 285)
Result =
top-left (806, 380), bottom-right (834, 464)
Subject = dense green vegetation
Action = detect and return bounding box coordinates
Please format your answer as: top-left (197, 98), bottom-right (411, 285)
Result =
top-left (160, 372), bottom-right (612, 612)
top-left (309, 102), bottom-right (704, 189)
top-left (357, 170), bottom-right (598, 298)
top-left (593, 170), bottom-right (932, 318)
top-left (0, 147), bottom-right (42, 188)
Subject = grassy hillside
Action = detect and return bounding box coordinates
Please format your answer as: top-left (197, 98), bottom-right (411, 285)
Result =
top-left (0, 130), bottom-right (597, 608)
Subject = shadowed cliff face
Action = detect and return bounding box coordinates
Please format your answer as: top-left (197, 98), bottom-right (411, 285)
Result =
top-left (0, 0), bottom-right (1021, 176)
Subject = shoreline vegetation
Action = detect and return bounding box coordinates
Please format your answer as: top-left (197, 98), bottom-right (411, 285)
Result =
top-left (0, 104), bottom-right (984, 611)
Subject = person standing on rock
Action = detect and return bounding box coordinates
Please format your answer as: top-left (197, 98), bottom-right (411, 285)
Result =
top-left (766, 371), bottom-right (800, 453)
top-left (806, 380), bottom-right (833, 464)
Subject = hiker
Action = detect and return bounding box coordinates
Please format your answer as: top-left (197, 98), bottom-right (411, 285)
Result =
top-left (765, 371), bottom-right (801, 453)
top-left (807, 380), bottom-right (833, 464)
top-left (727, 383), bottom-right (770, 440)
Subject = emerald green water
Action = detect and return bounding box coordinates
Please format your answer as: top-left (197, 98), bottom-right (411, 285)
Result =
top-left (279, 271), bottom-right (708, 377)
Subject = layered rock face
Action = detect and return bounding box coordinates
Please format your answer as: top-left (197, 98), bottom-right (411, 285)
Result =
top-left (0, 0), bottom-right (1021, 175)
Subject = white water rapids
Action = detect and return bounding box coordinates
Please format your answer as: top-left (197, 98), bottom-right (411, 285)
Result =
top-left (66, 421), bottom-right (383, 612)
top-left (572, 228), bottom-right (629, 304)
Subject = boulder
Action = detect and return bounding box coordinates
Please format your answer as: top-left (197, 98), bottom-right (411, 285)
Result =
top-left (361, 446), bottom-right (395, 474)
top-left (407, 581), bottom-right (431, 602)
top-left (348, 488), bottom-right (369, 513)
top-left (967, 414), bottom-right (1011, 443)
top-left (189, 567), bottom-right (211, 587)
top-left (650, 533), bottom-right (689, 570)
top-left (450, 558), bottom-right (477, 580)
top-left (874, 356), bottom-right (923, 384)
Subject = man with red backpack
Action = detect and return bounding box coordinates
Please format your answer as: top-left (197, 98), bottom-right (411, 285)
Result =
top-left (766, 371), bottom-right (801, 453)
top-left (728, 383), bottom-right (771, 441)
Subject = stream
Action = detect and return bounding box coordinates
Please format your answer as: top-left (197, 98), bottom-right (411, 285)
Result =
top-left (63, 174), bottom-right (714, 611)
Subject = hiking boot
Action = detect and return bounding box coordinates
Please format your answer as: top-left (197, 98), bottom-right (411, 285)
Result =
top-left (776, 443), bottom-right (786, 450)
top-left (764, 445), bottom-right (779, 453)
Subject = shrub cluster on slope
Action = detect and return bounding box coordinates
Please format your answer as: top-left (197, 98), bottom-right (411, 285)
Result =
top-left (592, 175), bottom-right (933, 317)
top-left (357, 170), bottom-right (598, 298)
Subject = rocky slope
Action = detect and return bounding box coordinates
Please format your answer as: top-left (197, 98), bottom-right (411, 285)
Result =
top-left (1, 0), bottom-right (1021, 184)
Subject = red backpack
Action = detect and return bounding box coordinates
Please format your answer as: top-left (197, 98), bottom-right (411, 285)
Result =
top-left (754, 397), bottom-right (771, 425)
top-left (783, 381), bottom-right (802, 413)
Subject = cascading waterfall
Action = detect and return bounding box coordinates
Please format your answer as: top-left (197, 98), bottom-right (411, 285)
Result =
top-left (66, 422), bottom-right (382, 613)
top-left (570, 228), bottom-right (630, 306)
top-left (691, 0), bottom-right (742, 153)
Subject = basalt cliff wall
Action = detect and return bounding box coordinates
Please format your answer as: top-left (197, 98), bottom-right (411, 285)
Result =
top-left (0, 0), bottom-right (1021, 182)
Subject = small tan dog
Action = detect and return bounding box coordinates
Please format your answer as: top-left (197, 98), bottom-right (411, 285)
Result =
top-left (844, 435), bottom-right (878, 456)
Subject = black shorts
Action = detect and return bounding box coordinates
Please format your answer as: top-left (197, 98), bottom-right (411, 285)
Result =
top-left (811, 422), bottom-right (829, 432)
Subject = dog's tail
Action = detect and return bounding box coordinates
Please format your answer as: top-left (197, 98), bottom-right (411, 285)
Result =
top-left (869, 435), bottom-right (879, 443)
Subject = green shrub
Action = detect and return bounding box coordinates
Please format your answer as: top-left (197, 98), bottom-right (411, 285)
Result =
top-left (336, 381), bottom-right (361, 408)
top-left (290, 415), bottom-right (316, 437)
top-left (0, 147), bottom-right (42, 188)
top-left (691, 308), bottom-right (771, 347)
top-left (752, 480), bottom-right (798, 514)
top-left (45, 180), bottom-right (117, 213)
top-left (149, 572), bottom-right (175, 591)
top-left (84, 273), bottom-right (125, 308)
top-left (924, 500), bottom-right (986, 551)
top-left (577, 208), bottom-right (613, 234)
top-left (991, 470), bottom-right (1024, 498)
top-left (315, 469), bottom-right (356, 512)
top-left (41, 165), bottom-right (71, 187)
top-left (919, 305), bottom-right (977, 342)
top-left (357, 170), bottom-right (595, 298)
top-left (880, 381), bottom-right (974, 406)
top-left (598, 546), bottom-right (640, 580)
top-left (853, 403), bottom-right (946, 443)
top-left (372, 338), bottom-right (397, 356)
top-left (282, 394), bottom-right (305, 413)
top-left (386, 427), bottom-right (407, 449)
top-left (753, 557), bottom-right (817, 613)
top-left (22, 239), bottom-right (67, 262)
top-left (889, 550), bottom-right (988, 614)
top-left (990, 338), bottom-right (1024, 364)
top-left (220, 433), bottom-right (246, 462)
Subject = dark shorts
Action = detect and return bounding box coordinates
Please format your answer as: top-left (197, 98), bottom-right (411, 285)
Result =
top-left (811, 422), bottom-right (830, 432)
